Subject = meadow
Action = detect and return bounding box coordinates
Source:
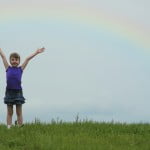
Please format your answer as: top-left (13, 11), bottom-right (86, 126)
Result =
top-left (0, 119), bottom-right (150, 150)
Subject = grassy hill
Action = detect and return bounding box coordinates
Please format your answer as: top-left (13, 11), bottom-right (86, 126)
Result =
top-left (0, 120), bottom-right (150, 150)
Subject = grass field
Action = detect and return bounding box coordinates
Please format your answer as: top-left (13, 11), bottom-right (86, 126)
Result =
top-left (0, 120), bottom-right (150, 150)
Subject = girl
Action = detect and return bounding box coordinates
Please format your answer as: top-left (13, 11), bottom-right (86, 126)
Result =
top-left (0, 47), bottom-right (45, 128)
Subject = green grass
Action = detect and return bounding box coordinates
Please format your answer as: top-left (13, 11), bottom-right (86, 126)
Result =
top-left (0, 120), bottom-right (150, 150)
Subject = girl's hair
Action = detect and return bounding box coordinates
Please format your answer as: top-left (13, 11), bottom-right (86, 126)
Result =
top-left (9, 52), bottom-right (20, 61)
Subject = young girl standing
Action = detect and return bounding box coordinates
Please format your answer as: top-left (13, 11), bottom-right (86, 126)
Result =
top-left (0, 47), bottom-right (45, 128)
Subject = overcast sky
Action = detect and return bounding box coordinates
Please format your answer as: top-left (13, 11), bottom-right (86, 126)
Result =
top-left (0, 0), bottom-right (150, 123)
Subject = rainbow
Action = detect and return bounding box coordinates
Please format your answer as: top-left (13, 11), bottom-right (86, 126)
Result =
top-left (0, 3), bottom-right (149, 49)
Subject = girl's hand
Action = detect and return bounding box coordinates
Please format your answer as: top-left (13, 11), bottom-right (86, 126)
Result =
top-left (36, 47), bottom-right (45, 54)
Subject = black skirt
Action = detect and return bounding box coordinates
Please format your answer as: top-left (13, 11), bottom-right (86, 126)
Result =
top-left (4, 89), bottom-right (25, 105)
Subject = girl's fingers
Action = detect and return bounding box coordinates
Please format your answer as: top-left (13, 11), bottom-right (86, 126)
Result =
top-left (37, 47), bottom-right (45, 53)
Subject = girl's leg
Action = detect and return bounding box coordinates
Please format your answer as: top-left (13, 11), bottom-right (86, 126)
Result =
top-left (16, 104), bottom-right (23, 125)
top-left (7, 105), bottom-right (13, 127)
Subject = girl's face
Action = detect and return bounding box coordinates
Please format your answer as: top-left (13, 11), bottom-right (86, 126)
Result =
top-left (10, 57), bottom-right (20, 67)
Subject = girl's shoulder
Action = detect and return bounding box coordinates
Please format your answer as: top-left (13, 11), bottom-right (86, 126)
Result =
top-left (18, 66), bottom-right (23, 72)
top-left (6, 66), bottom-right (11, 71)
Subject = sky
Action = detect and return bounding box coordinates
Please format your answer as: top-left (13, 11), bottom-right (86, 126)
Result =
top-left (0, 0), bottom-right (150, 123)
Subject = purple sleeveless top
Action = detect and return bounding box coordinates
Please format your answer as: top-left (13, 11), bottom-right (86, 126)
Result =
top-left (6, 66), bottom-right (23, 90)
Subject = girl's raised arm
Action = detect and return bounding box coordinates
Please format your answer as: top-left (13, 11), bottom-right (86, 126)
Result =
top-left (21, 47), bottom-right (45, 70)
top-left (0, 48), bottom-right (9, 69)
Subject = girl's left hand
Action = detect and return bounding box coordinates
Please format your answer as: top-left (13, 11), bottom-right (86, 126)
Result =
top-left (36, 47), bottom-right (45, 53)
